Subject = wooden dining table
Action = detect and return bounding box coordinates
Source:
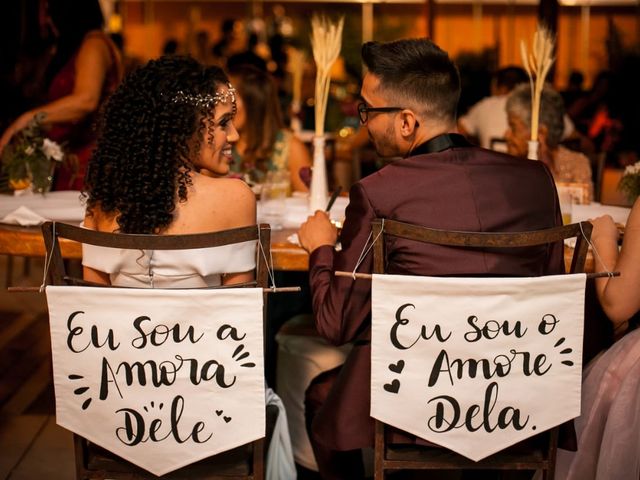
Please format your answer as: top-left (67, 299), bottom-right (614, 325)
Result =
top-left (0, 222), bottom-right (593, 273)
top-left (0, 223), bottom-right (311, 271)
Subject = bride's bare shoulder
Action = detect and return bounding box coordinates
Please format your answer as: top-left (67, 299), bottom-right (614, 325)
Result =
top-left (185, 176), bottom-right (256, 229)
top-left (195, 176), bottom-right (255, 206)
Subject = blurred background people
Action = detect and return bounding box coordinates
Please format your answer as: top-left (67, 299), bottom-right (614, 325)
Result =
top-left (212, 18), bottom-right (245, 67)
top-left (162, 38), bottom-right (180, 56)
top-left (561, 70), bottom-right (587, 114)
top-left (506, 84), bottom-right (593, 200)
top-left (0, 0), bottom-right (122, 191)
top-left (228, 65), bottom-right (311, 192)
top-left (0, 1), bottom-right (55, 136)
top-left (191, 30), bottom-right (215, 66)
top-left (109, 32), bottom-right (142, 76)
top-left (458, 66), bottom-right (528, 150)
top-left (227, 32), bottom-right (268, 72)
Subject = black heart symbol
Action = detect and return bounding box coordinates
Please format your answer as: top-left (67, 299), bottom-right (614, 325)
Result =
top-left (383, 379), bottom-right (400, 394)
top-left (388, 360), bottom-right (405, 374)
top-left (223, 416), bottom-right (232, 423)
top-left (216, 410), bottom-right (223, 416)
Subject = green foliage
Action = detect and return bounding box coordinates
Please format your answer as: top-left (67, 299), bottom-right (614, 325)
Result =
top-left (1, 113), bottom-right (65, 193)
top-left (618, 161), bottom-right (640, 203)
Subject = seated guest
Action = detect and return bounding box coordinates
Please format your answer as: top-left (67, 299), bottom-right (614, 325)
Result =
top-left (0, 0), bottom-right (123, 191)
top-left (506, 84), bottom-right (594, 201)
top-left (81, 55), bottom-right (295, 480)
top-left (458, 66), bottom-right (528, 150)
top-left (555, 199), bottom-right (640, 479)
top-left (297, 38), bottom-right (565, 479)
top-left (227, 65), bottom-right (311, 192)
top-left (591, 198), bottom-right (640, 335)
top-left (83, 55), bottom-right (255, 286)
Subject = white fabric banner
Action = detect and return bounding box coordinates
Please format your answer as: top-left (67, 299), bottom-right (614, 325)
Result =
top-left (46, 286), bottom-right (265, 476)
top-left (371, 274), bottom-right (586, 461)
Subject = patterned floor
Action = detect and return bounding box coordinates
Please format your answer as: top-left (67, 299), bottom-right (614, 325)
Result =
top-left (0, 256), bottom-right (75, 479)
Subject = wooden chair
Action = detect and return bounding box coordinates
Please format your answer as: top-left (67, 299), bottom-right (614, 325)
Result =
top-left (371, 219), bottom-right (592, 480)
top-left (41, 221), bottom-right (275, 480)
top-left (592, 151), bottom-right (607, 203)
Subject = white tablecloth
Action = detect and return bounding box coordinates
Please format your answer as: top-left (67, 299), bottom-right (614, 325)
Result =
top-left (571, 203), bottom-right (631, 225)
top-left (257, 194), bottom-right (348, 229)
top-left (0, 191), bottom-right (85, 225)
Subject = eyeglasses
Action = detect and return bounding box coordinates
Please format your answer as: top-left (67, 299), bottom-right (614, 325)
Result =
top-left (357, 102), bottom-right (403, 124)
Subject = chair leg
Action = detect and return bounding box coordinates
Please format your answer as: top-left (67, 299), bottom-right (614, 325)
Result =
top-left (253, 437), bottom-right (265, 480)
top-left (374, 420), bottom-right (385, 480)
top-left (4, 255), bottom-right (13, 287)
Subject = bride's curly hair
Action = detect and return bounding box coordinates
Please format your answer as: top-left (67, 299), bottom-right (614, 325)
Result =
top-left (84, 55), bottom-right (230, 234)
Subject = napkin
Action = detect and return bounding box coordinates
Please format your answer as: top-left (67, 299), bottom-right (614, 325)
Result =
top-left (287, 233), bottom-right (300, 245)
top-left (1, 206), bottom-right (47, 226)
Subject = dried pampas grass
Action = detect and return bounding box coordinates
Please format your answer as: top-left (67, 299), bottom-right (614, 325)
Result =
top-left (520, 25), bottom-right (556, 142)
top-left (311, 14), bottom-right (344, 136)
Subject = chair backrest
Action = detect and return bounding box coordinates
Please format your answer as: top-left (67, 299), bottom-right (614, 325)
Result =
top-left (371, 218), bottom-right (592, 480)
top-left (593, 152), bottom-right (607, 203)
top-left (372, 219), bottom-right (591, 276)
top-left (41, 221), bottom-right (272, 480)
top-left (42, 221), bottom-right (271, 289)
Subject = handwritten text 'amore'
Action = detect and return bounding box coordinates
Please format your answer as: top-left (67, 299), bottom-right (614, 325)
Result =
top-left (389, 303), bottom-right (561, 386)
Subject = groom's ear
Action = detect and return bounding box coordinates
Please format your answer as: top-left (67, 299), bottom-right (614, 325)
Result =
top-left (399, 110), bottom-right (419, 136)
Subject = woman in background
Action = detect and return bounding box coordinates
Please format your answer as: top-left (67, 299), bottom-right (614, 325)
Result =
top-left (591, 198), bottom-right (640, 332)
top-left (228, 65), bottom-right (311, 192)
top-left (82, 55), bottom-right (255, 288)
top-left (0, 0), bottom-right (122, 191)
top-left (506, 84), bottom-right (593, 201)
top-left (556, 198), bottom-right (640, 479)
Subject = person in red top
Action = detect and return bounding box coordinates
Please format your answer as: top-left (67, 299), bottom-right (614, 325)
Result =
top-left (0, 0), bottom-right (122, 190)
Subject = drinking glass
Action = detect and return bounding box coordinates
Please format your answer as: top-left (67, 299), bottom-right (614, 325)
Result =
top-left (260, 171), bottom-right (289, 230)
top-left (558, 189), bottom-right (573, 225)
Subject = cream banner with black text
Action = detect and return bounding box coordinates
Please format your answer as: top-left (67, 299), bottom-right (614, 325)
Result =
top-left (46, 286), bottom-right (265, 476)
top-left (371, 274), bottom-right (585, 461)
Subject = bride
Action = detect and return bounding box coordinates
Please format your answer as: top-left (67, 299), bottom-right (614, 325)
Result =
top-left (80, 55), bottom-right (295, 480)
top-left (82, 55), bottom-right (256, 288)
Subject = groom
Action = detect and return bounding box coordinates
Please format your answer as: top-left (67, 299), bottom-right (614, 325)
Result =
top-left (297, 37), bottom-right (564, 479)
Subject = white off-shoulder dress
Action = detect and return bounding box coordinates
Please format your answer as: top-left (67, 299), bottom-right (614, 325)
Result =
top-left (82, 241), bottom-right (257, 288)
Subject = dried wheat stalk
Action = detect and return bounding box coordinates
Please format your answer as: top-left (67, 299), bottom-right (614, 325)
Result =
top-left (520, 25), bottom-right (555, 142)
top-left (311, 14), bottom-right (344, 137)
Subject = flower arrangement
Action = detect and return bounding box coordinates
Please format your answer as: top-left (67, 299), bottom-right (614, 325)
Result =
top-left (618, 161), bottom-right (640, 203)
top-left (1, 113), bottom-right (65, 193)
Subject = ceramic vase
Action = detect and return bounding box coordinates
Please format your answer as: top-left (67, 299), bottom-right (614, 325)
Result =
top-left (309, 135), bottom-right (328, 212)
top-left (527, 140), bottom-right (539, 161)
